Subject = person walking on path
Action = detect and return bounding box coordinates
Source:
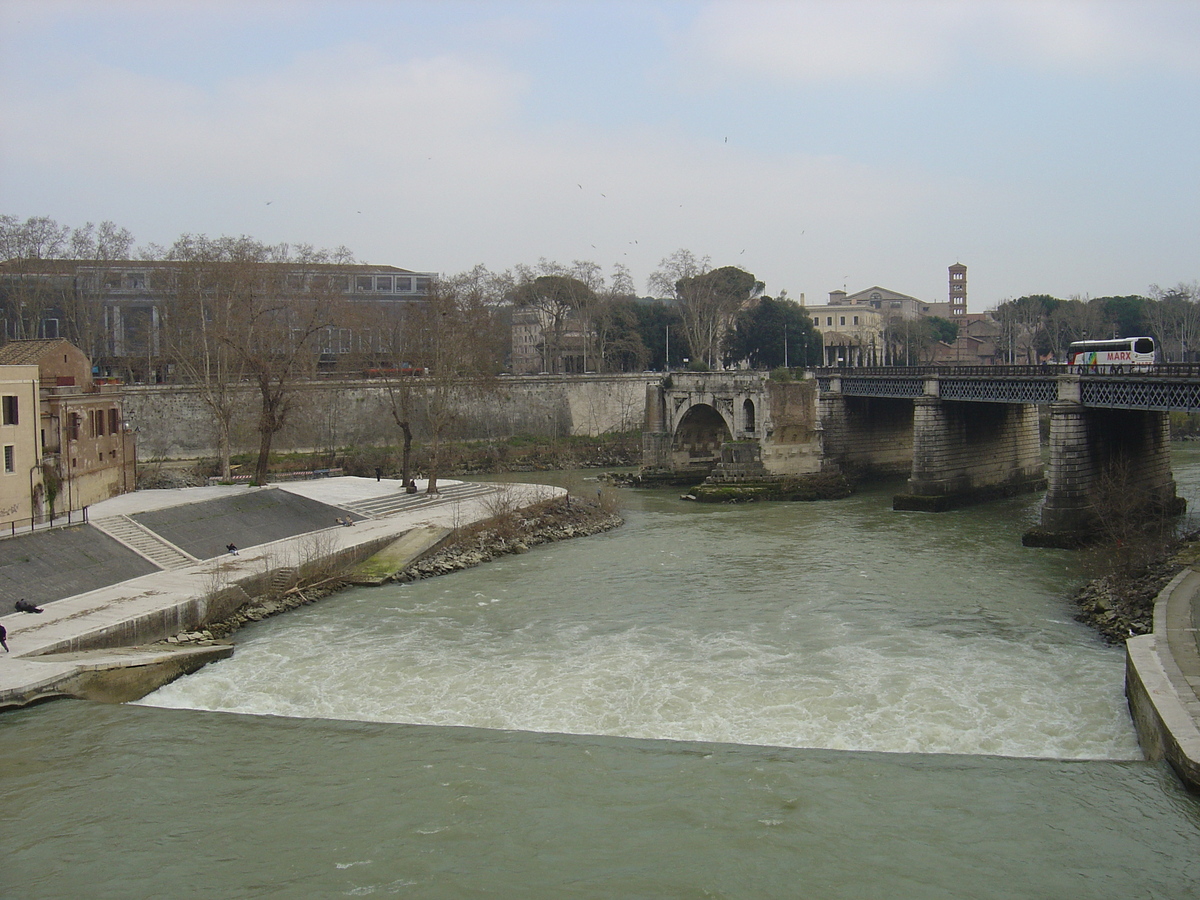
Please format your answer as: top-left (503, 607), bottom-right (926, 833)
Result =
top-left (1, 623), bottom-right (8, 652)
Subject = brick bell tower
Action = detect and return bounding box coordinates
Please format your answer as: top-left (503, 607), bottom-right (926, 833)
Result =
top-left (948, 263), bottom-right (966, 317)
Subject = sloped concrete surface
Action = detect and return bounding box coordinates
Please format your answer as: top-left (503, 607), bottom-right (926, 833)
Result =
top-left (347, 526), bottom-right (454, 585)
top-left (131, 486), bottom-right (351, 560)
top-left (0, 477), bottom-right (563, 709)
top-left (0, 525), bottom-right (159, 608)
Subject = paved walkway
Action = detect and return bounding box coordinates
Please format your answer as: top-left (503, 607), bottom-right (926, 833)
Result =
top-left (0, 477), bottom-right (562, 707)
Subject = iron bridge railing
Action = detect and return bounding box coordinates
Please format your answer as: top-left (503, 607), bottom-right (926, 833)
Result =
top-left (814, 365), bottom-right (1200, 411)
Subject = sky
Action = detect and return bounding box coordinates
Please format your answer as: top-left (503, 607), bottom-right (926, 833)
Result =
top-left (1, 0), bottom-right (1197, 312)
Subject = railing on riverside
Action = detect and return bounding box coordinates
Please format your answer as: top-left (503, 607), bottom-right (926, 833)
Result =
top-left (2, 506), bottom-right (89, 539)
top-left (206, 467), bottom-right (345, 486)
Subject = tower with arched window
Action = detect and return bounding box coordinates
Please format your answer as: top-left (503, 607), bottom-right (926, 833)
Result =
top-left (948, 263), bottom-right (967, 317)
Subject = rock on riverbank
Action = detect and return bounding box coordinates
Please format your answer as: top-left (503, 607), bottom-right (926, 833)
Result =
top-left (1071, 535), bottom-right (1200, 643)
top-left (395, 497), bottom-right (622, 581)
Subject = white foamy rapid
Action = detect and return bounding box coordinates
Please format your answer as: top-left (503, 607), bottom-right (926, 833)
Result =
top-left (140, 576), bottom-right (1139, 760)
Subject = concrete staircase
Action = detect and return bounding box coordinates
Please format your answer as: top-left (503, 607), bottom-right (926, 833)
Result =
top-left (269, 566), bottom-right (298, 594)
top-left (91, 515), bottom-right (200, 571)
top-left (341, 481), bottom-right (497, 519)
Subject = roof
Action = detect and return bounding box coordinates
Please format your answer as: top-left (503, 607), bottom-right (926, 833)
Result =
top-left (0, 339), bottom-right (76, 366)
top-left (844, 286), bottom-right (923, 304)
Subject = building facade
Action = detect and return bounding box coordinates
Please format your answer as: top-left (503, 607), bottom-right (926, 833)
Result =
top-left (0, 259), bottom-right (435, 382)
top-left (0, 364), bottom-right (43, 527)
top-left (0, 339), bottom-right (136, 517)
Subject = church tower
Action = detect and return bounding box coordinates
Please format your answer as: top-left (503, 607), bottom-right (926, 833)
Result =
top-left (948, 263), bottom-right (967, 317)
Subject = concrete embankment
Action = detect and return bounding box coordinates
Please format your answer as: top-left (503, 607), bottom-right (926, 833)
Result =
top-left (1125, 565), bottom-right (1200, 791)
top-left (0, 478), bottom-right (567, 710)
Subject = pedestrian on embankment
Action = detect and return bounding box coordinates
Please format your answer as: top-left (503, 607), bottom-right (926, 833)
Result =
top-left (1, 623), bottom-right (8, 652)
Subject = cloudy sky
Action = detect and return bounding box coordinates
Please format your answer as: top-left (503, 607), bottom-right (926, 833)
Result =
top-left (1, 0), bottom-right (1196, 310)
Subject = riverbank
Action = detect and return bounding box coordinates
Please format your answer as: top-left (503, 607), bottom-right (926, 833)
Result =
top-left (0, 478), bottom-right (583, 709)
top-left (395, 496), bottom-right (622, 581)
top-left (169, 496), bottom-right (623, 645)
top-left (1072, 533), bottom-right (1200, 643)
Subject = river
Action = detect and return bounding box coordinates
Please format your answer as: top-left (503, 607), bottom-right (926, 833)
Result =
top-left (4, 450), bottom-right (1200, 898)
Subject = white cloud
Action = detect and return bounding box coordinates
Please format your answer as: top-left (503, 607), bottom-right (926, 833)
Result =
top-left (1, 44), bottom-right (527, 190)
top-left (681, 0), bottom-right (1200, 84)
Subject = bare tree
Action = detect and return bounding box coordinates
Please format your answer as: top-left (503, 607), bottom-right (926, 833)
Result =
top-left (1147, 282), bottom-right (1200, 362)
top-left (649, 250), bottom-right (762, 369)
top-left (512, 262), bottom-right (595, 374)
top-left (160, 235), bottom-right (256, 480)
top-left (0, 215), bottom-right (74, 340)
top-left (418, 271), bottom-right (504, 494)
top-left (160, 236), bottom-right (346, 484)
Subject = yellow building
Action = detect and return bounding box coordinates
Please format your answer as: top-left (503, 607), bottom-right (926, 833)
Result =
top-left (0, 339), bottom-right (136, 519)
top-left (0, 364), bottom-right (44, 527)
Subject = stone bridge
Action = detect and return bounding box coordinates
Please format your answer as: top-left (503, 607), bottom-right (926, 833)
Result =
top-left (642, 366), bottom-right (1200, 540)
top-left (641, 372), bottom-right (823, 486)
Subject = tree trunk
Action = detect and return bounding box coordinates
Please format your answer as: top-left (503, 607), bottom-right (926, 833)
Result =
top-left (426, 427), bottom-right (440, 494)
top-left (400, 422), bottom-right (413, 488)
top-left (253, 427), bottom-right (273, 485)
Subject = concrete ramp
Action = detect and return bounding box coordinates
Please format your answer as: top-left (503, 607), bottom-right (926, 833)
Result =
top-left (0, 643), bottom-right (233, 709)
top-left (346, 526), bottom-right (453, 585)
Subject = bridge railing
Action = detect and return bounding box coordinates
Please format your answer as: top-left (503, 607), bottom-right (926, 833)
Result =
top-left (814, 364), bottom-right (1200, 379)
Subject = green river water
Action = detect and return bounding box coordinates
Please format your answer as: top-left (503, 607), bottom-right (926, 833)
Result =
top-left (4, 451), bottom-right (1200, 899)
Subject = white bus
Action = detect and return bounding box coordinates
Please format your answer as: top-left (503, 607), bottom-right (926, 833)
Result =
top-left (1066, 336), bottom-right (1156, 369)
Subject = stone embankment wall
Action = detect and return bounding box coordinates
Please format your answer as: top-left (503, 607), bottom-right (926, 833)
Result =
top-left (123, 374), bottom-right (655, 460)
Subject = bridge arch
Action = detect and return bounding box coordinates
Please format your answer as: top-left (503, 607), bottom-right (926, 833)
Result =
top-left (672, 403), bottom-right (733, 472)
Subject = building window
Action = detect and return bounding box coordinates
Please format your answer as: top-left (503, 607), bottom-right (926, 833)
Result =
top-left (826, 317), bottom-right (833, 326)
top-left (2, 395), bottom-right (17, 426)
top-left (415, 277), bottom-right (431, 293)
top-left (41, 318), bottom-right (60, 339)
top-left (109, 408), bottom-right (119, 433)
top-left (3, 445), bottom-right (13, 474)
top-left (356, 276), bottom-right (373, 292)
top-left (840, 316), bottom-right (846, 326)
top-left (396, 276), bottom-right (413, 292)
top-left (853, 316), bottom-right (859, 325)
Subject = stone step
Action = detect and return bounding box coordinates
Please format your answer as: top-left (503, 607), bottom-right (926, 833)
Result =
top-left (342, 482), bottom-right (496, 519)
top-left (91, 516), bottom-right (199, 571)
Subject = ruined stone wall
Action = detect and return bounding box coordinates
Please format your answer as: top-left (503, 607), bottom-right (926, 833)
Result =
top-left (762, 380), bottom-right (823, 475)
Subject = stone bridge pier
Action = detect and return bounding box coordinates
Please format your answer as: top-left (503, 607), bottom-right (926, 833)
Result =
top-left (1038, 400), bottom-right (1182, 539)
top-left (819, 394), bottom-right (914, 478)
